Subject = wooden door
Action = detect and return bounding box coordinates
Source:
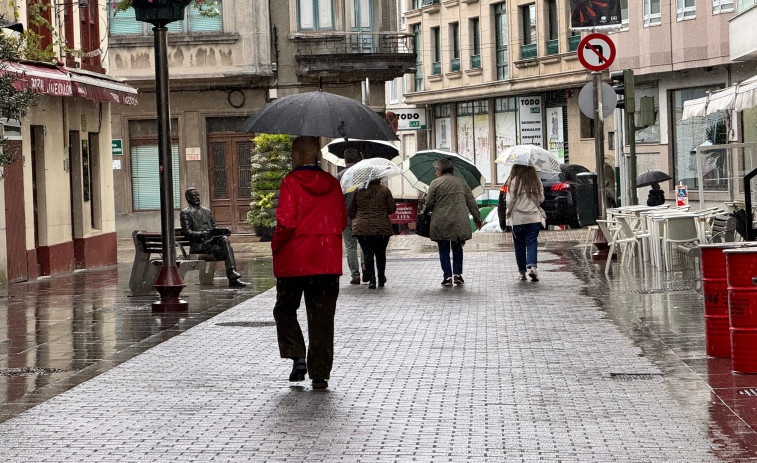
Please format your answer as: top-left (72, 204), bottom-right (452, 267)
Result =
top-left (4, 141), bottom-right (28, 283)
top-left (207, 135), bottom-right (253, 233)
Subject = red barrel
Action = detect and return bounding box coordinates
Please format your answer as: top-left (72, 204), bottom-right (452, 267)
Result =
top-left (700, 243), bottom-right (744, 357)
top-left (724, 247), bottom-right (757, 373)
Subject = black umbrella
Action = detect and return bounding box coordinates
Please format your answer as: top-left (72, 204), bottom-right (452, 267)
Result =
top-left (636, 170), bottom-right (672, 187)
top-left (238, 90), bottom-right (399, 141)
top-left (321, 139), bottom-right (401, 166)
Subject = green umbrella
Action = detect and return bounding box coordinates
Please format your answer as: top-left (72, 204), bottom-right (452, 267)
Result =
top-left (402, 149), bottom-right (486, 197)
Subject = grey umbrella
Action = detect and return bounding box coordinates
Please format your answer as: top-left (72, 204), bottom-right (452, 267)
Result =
top-left (238, 90), bottom-right (399, 141)
top-left (636, 170), bottom-right (672, 187)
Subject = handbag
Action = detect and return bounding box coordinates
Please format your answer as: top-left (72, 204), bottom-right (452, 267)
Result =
top-left (416, 208), bottom-right (432, 238)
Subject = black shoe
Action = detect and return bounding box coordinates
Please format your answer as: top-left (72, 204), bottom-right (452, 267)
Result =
top-left (441, 277), bottom-right (453, 287)
top-left (289, 358), bottom-right (307, 382)
top-left (350, 276), bottom-right (361, 285)
top-left (229, 278), bottom-right (247, 287)
top-left (312, 379), bottom-right (328, 390)
top-left (378, 276), bottom-right (386, 287)
top-left (361, 264), bottom-right (369, 282)
top-left (368, 279), bottom-right (376, 289)
top-left (453, 274), bottom-right (464, 285)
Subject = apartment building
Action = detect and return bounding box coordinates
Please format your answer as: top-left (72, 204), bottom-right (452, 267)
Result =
top-left (108, 0), bottom-right (413, 234)
top-left (400, 0), bottom-right (608, 204)
top-left (0, 0), bottom-right (136, 283)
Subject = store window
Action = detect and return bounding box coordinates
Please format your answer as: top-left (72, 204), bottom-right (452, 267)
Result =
top-left (110, 1), bottom-right (223, 35)
top-left (672, 86), bottom-right (727, 190)
top-left (634, 83), bottom-right (660, 144)
top-left (129, 119), bottom-right (181, 211)
top-left (434, 104), bottom-right (451, 150)
top-left (495, 97), bottom-right (517, 183)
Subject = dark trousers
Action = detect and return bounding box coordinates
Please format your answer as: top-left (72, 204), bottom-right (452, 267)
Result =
top-left (356, 235), bottom-right (390, 282)
top-left (437, 240), bottom-right (464, 278)
top-left (196, 235), bottom-right (237, 278)
top-left (512, 222), bottom-right (541, 273)
top-left (273, 275), bottom-right (339, 380)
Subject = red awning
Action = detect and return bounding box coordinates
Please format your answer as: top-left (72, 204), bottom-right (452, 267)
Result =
top-left (68, 69), bottom-right (139, 106)
top-left (1, 61), bottom-right (138, 106)
top-left (3, 61), bottom-right (73, 97)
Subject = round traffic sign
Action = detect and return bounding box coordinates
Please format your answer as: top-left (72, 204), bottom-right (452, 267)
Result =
top-left (577, 33), bottom-right (616, 72)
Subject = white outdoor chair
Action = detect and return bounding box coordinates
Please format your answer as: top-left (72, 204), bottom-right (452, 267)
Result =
top-left (662, 215), bottom-right (701, 270)
top-left (596, 219), bottom-right (640, 274)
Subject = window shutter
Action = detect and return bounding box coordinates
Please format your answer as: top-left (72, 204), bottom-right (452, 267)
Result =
top-left (188, 3), bottom-right (222, 32)
top-left (132, 144), bottom-right (181, 210)
top-left (110, 7), bottom-right (142, 34)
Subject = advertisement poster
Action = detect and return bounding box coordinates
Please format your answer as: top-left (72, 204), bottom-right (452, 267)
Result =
top-left (474, 114), bottom-right (491, 184)
top-left (546, 106), bottom-right (565, 164)
top-left (390, 203), bottom-right (418, 224)
top-left (457, 116), bottom-right (474, 161)
top-left (518, 96), bottom-right (543, 148)
top-left (495, 112), bottom-right (517, 183)
top-left (435, 118), bottom-right (451, 150)
top-left (570, 0), bottom-right (621, 28)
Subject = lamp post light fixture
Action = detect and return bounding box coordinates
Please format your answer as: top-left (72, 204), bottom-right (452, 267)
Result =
top-left (133, 0), bottom-right (191, 312)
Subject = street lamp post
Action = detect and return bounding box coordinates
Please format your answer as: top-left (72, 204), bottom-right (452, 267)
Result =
top-left (132, 0), bottom-right (191, 312)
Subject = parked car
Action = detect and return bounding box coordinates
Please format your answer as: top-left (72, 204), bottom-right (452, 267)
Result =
top-left (497, 163), bottom-right (594, 230)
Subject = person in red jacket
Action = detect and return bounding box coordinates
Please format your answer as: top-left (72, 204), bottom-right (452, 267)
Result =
top-left (272, 136), bottom-right (348, 390)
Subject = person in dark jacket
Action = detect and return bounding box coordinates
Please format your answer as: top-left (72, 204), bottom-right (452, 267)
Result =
top-left (337, 148), bottom-right (363, 284)
top-left (426, 158), bottom-right (482, 287)
top-left (646, 182), bottom-right (665, 206)
top-left (272, 136), bottom-right (348, 390)
top-left (349, 178), bottom-right (396, 289)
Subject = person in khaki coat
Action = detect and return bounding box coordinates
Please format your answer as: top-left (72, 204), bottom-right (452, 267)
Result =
top-left (349, 179), bottom-right (396, 289)
top-left (426, 158), bottom-right (482, 287)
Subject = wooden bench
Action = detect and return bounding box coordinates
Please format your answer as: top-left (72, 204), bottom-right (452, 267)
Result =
top-left (675, 214), bottom-right (737, 259)
top-left (129, 229), bottom-right (223, 296)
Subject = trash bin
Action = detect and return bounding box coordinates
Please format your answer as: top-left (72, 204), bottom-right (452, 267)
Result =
top-left (575, 172), bottom-right (598, 227)
top-left (723, 247), bottom-right (757, 373)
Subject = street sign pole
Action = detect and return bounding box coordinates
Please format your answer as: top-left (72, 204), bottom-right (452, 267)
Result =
top-left (593, 71), bottom-right (606, 220)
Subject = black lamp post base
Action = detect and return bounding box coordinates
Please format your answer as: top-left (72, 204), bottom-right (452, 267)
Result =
top-left (152, 265), bottom-right (188, 312)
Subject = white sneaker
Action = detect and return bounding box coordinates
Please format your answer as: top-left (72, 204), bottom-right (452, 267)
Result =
top-left (527, 267), bottom-right (539, 282)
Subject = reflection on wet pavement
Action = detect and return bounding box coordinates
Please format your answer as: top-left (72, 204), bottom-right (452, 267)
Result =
top-left (0, 248), bottom-right (275, 423)
top-left (561, 243), bottom-right (757, 460)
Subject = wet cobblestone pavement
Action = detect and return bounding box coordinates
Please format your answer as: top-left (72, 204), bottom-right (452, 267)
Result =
top-left (0, 231), bottom-right (756, 461)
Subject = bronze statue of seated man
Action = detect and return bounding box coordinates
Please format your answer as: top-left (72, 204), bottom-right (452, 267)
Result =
top-left (180, 187), bottom-right (247, 287)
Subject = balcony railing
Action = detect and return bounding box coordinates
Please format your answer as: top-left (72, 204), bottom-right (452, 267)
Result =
top-left (295, 32), bottom-right (415, 56)
top-left (568, 35), bottom-right (581, 52)
top-left (546, 39), bottom-right (559, 56)
top-left (432, 61), bottom-right (441, 75)
top-left (470, 54), bottom-right (481, 69)
top-left (520, 43), bottom-right (537, 60)
top-left (451, 57), bottom-right (460, 72)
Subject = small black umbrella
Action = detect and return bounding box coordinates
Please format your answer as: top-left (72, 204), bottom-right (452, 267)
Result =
top-left (238, 90), bottom-right (399, 141)
top-left (321, 139), bottom-right (401, 167)
top-left (636, 170), bottom-right (672, 188)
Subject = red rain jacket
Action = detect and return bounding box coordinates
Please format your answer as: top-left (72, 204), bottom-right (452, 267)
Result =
top-left (272, 166), bottom-right (348, 277)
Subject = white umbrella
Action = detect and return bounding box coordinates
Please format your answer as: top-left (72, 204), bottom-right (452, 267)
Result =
top-left (321, 139), bottom-right (401, 167)
top-left (495, 145), bottom-right (560, 172)
top-left (339, 157), bottom-right (402, 193)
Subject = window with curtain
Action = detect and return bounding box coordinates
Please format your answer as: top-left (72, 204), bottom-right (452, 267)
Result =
top-left (643, 0), bottom-right (661, 25)
top-left (713, 0), bottom-right (734, 13)
top-left (494, 3), bottom-right (508, 80)
top-left (676, 0), bottom-right (696, 20)
top-left (109, 1), bottom-right (223, 35)
top-left (297, 0), bottom-right (334, 31)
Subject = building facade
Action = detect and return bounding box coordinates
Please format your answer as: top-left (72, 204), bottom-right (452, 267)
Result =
top-left (400, 0), bottom-right (611, 204)
top-left (108, 0), bottom-right (414, 235)
top-left (0, 0), bottom-right (135, 284)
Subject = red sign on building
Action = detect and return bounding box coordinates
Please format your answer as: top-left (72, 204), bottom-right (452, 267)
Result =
top-left (390, 203), bottom-right (418, 224)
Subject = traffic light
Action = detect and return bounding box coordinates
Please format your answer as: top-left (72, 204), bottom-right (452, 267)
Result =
top-left (610, 69), bottom-right (635, 112)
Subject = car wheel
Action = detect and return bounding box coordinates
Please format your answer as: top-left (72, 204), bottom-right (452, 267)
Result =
top-left (568, 212), bottom-right (583, 229)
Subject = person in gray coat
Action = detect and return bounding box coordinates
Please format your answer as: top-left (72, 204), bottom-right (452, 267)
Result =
top-left (426, 158), bottom-right (482, 286)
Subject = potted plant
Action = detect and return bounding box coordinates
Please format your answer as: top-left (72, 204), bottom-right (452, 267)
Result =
top-left (247, 134), bottom-right (292, 242)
